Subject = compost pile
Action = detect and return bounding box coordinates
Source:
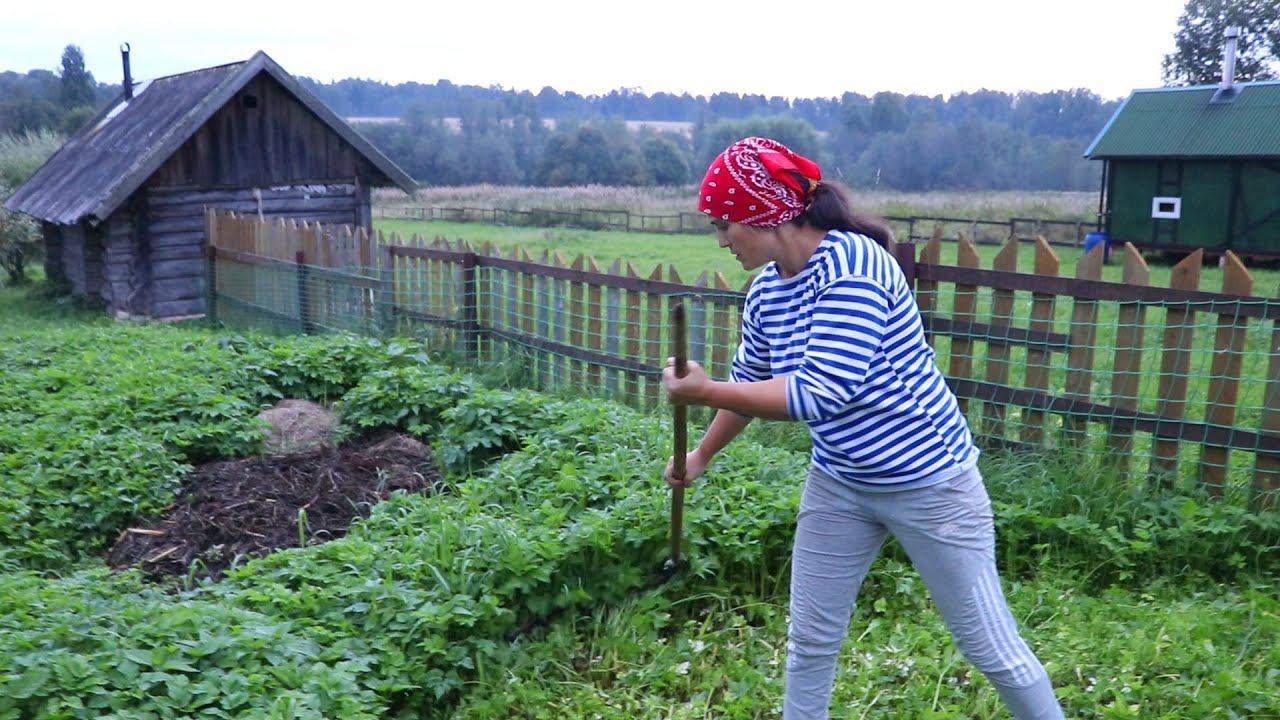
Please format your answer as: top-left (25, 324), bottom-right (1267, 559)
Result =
top-left (107, 432), bottom-right (441, 582)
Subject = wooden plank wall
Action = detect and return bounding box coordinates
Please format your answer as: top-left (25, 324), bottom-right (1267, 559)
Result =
top-left (57, 223), bottom-right (103, 298)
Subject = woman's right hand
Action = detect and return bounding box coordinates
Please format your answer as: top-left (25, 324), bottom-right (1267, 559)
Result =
top-left (664, 446), bottom-right (709, 488)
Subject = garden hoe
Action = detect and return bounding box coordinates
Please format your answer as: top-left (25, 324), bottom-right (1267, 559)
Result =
top-left (660, 301), bottom-right (689, 582)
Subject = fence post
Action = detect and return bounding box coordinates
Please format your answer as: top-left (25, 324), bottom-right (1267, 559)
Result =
top-left (549, 252), bottom-right (568, 389)
top-left (1253, 283), bottom-right (1280, 511)
top-left (586, 257), bottom-right (604, 389)
top-left (949, 235), bottom-right (980, 417)
top-left (1151, 250), bottom-right (1203, 486)
top-left (205, 244), bottom-right (218, 325)
top-left (1198, 252), bottom-right (1252, 496)
top-left (891, 238), bottom-right (916, 289)
top-left (461, 249), bottom-right (479, 362)
top-left (295, 250), bottom-right (311, 334)
top-left (567, 255), bottom-right (587, 389)
top-left (519, 247), bottom-right (537, 382)
top-left (1062, 241), bottom-right (1105, 446)
top-left (981, 237), bottom-right (1019, 441)
top-left (624, 262), bottom-right (643, 407)
top-left (604, 260), bottom-right (622, 397)
top-left (1021, 237), bottom-right (1060, 447)
top-left (1106, 243), bottom-right (1151, 470)
top-left (379, 245), bottom-right (395, 337)
top-left (204, 208), bottom-right (219, 325)
top-left (645, 264), bottom-right (664, 409)
top-left (916, 228), bottom-right (942, 347)
top-left (536, 250), bottom-right (552, 388)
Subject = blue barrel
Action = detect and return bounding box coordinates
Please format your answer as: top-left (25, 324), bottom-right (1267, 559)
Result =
top-left (1083, 231), bottom-right (1111, 262)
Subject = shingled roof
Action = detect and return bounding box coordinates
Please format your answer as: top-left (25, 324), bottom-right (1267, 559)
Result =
top-left (4, 51), bottom-right (416, 225)
top-left (1084, 80), bottom-right (1280, 160)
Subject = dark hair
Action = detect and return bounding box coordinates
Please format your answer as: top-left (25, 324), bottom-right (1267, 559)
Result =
top-left (793, 180), bottom-right (893, 248)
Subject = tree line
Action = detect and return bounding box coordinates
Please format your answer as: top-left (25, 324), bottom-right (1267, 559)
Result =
top-left (1, 0), bottom-right (1275, 195)
top-left (0, 56), bottom-right (1115, 192)
top-left (331, 86), bottom-right (1115, 192)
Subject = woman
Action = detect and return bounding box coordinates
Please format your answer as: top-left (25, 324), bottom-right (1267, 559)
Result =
top-left (662, 137), bottom-right (1064, 719)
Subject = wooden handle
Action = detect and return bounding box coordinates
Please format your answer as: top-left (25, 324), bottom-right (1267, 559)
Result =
top-left (671, 302), bottom-right (688, 478)
top-left (670, 301), bottom-right (688, 565)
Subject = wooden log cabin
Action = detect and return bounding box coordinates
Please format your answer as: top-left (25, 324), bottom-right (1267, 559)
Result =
top-left (3, 49), bottom-right (416, 319)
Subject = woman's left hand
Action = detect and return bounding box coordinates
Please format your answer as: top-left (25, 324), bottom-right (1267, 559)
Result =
top-left (663, 359), bottom-right (711, 406)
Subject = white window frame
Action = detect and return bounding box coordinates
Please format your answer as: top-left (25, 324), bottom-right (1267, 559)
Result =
top-left (1152, 196), bottom-right (1182, 220)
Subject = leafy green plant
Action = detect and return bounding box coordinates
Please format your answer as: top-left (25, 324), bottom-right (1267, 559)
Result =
top-left (0, 568), bottom-right (386, 718)
top-left (437, 388), bottom-right (558, 473)
top-left (336, 364), bottom-right (474, 438)
top-left (3, 292), bottom-right (1279, 719)
top-left (242, 334), bottom-right (432, 402)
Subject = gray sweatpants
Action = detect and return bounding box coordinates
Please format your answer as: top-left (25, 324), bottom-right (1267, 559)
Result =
top-left (785, 464), bottom-right (1065, 719)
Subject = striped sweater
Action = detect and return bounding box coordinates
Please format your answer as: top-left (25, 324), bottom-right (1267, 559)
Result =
top-left (731, 230), bottom-right (978, 490)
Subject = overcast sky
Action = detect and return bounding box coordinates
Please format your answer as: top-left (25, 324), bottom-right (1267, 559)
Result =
top-left (3, 0), bottom-right (1192, 103)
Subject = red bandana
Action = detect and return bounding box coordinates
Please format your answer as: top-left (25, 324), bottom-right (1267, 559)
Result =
top-left (699, 137), bottom-right (822, 227)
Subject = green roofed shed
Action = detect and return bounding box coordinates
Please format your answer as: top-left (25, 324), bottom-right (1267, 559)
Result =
top-left (1084, 80), bottom-right (1280, 257)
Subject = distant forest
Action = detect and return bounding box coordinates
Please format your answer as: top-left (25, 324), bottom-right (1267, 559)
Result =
top-left (0, 61), bottom-right (1120, 192)
top-left (297, 77), bottom-right (1118, 192)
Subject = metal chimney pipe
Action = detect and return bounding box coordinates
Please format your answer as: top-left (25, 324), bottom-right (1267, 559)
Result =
top-left (121, 43), bottom-right (133, 100)
top-left (1222, 26), bottom-right (1240, 88)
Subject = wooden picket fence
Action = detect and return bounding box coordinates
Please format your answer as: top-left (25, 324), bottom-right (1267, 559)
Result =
top-left (206, 210), bottom-right (1280, 510)
top-left (205, 209), bottom-right (379, 334)
top-left (904, 227), bottom-right (1279, 510)
top-left (380, 236), bottom-right (743, 412)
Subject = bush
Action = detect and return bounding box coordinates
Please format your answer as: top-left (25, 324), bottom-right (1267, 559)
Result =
top-left (0, 180), bottom-right (41, 287)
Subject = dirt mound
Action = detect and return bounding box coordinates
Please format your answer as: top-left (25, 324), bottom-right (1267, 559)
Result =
top-left (107, 432), bottom-right (441, 582)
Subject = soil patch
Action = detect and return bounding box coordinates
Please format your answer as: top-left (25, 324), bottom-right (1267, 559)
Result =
top-left (107, 432), bottom-right (441, 582)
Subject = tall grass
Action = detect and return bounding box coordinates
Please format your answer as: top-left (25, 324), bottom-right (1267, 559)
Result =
top-left (0, 129), bottom-right (63, 187)
top-left (374, 185), bottom-right (1097, 222)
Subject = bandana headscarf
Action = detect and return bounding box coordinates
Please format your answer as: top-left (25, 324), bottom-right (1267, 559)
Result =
top-left (699, 137), bottom-right (822, 227)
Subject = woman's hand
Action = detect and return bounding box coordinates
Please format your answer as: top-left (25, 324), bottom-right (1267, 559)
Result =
top-left (663, 359), bottom-right (711, 406)
top-left (664, 445), bottom-right (709, 488)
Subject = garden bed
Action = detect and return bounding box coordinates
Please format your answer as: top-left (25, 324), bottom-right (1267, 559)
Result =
top-left (106, 432), bottom-right (442, 582)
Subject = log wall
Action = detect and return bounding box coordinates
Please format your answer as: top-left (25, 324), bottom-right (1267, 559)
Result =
top-left (139, 183), bottom-right (364, 318)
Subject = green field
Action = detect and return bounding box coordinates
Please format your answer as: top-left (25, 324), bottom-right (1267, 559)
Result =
top-left (375, 217), bottom-right (1280, 296)
top-left (373, 186), bottom-right (1099, 223)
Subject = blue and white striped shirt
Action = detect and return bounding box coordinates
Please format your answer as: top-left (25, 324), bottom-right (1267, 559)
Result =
top-left (731, 230), bottom-right (978, 491)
